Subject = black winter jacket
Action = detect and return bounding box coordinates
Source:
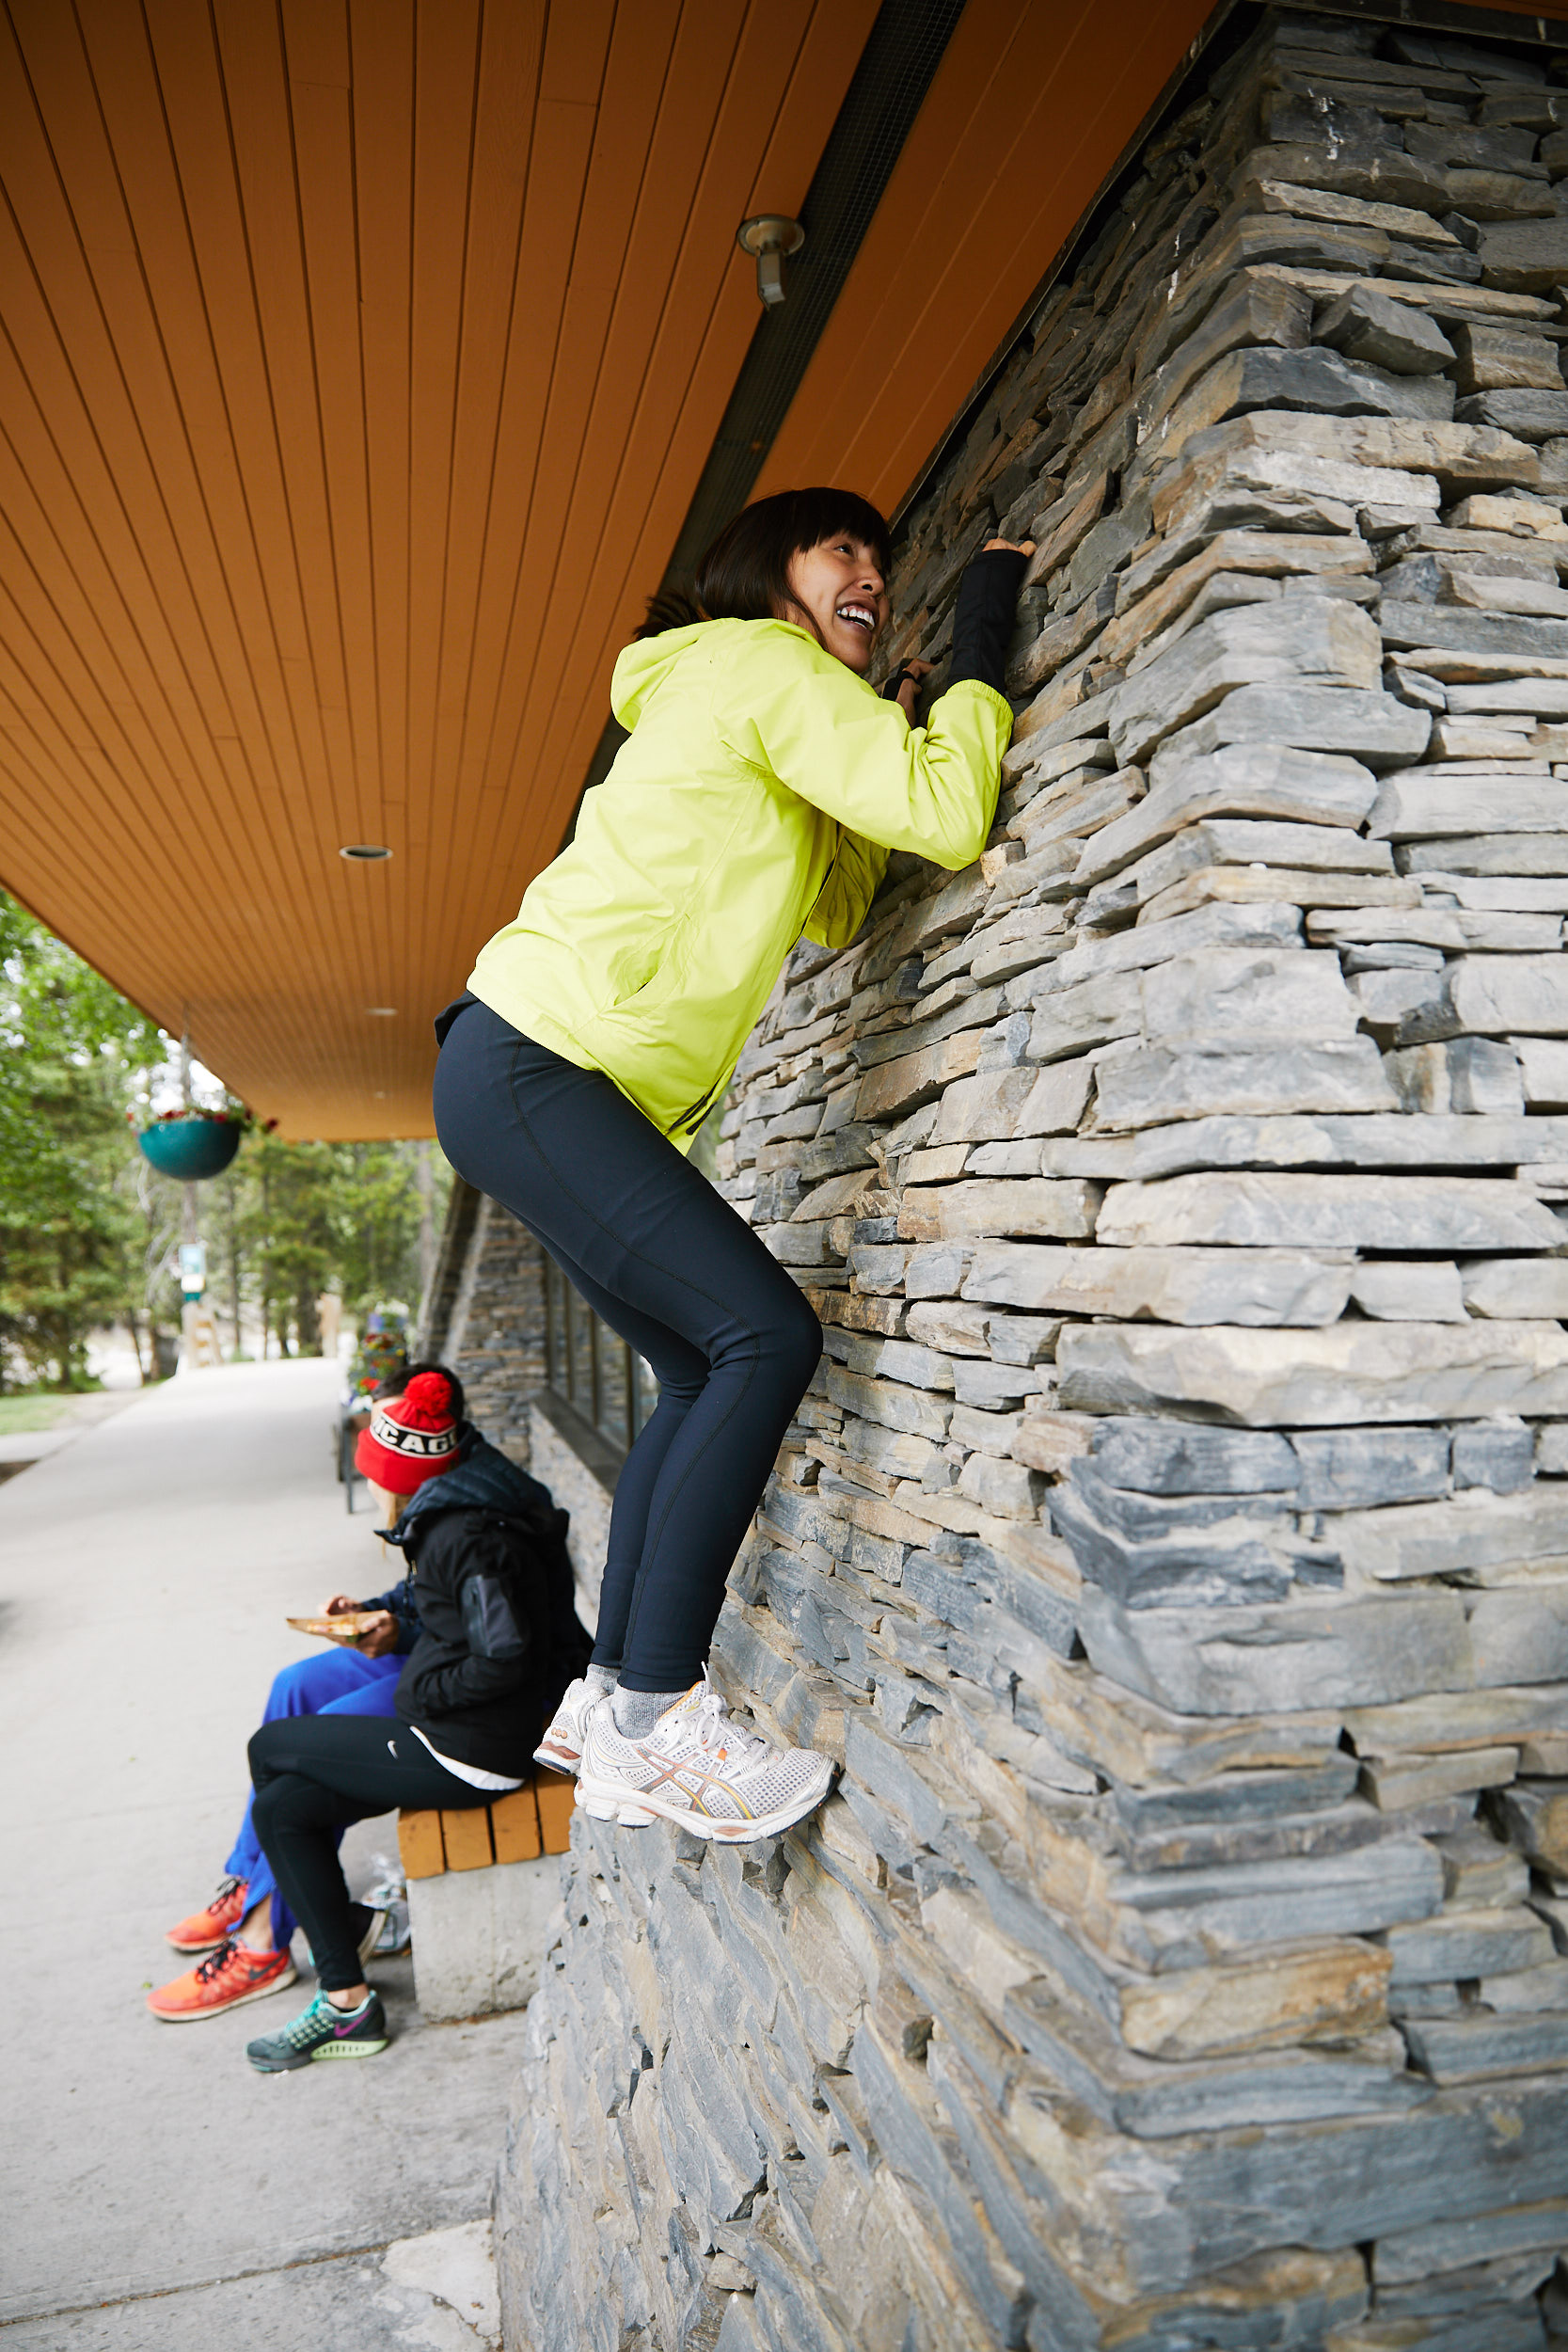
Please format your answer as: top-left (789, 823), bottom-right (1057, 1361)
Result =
top-left (382, 1442), bottom-right (586, 1777)
top-left (358, 1428), bottom-right (547, 1653)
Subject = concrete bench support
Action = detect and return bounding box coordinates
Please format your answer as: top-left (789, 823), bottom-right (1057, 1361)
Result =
top-left (398, 1770), bottom-right (573, 2023)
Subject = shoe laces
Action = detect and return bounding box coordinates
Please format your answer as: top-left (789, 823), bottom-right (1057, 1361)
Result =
top-left (686, 1690), bottom-right (768, 1772)
top-left (195, 1938), bottom-right (245, 1984)
top-left (282, 1993), bottom-right (339, 2047)
top-left (211, 1874), bottom-right (244, 1908)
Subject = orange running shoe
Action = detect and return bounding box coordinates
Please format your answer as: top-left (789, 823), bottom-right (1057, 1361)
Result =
top-left (147, 1938), bottom-right (296, 2022)
top-left (166, 1874), bottom-right (249, 1952)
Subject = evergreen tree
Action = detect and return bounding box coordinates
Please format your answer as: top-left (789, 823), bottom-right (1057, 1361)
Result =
top-left (0, 893), bottom-right (162, 1388)
top-left (0, 891), bottom-right (449, 1383)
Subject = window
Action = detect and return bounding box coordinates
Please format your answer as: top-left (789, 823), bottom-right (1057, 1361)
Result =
top-left (542, 1254), bottom-right (657, 1454)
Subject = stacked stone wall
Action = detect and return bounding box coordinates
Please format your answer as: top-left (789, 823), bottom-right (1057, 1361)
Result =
top-left (499, 13), bottom-right (1568, 2347)
top-left (437, 1193), bottom-right (546, 1465)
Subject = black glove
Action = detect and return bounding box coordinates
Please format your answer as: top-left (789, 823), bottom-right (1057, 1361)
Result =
top-left (948, 547), bottom-right (1029, 695)
top-left (879, 661), bottom-right (924, 704)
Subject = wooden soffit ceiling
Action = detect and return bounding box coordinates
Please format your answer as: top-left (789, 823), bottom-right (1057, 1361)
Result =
top-left (12, 0), bottom-right (1562, 1136)
top-left (0, 0), bottom-right (875, 1136)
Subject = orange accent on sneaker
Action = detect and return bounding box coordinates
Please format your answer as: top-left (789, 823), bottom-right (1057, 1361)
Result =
top-left (147, 1939), bottom-right (297, 2022)
top-left (165, 1877), bottom-right (249, 1952)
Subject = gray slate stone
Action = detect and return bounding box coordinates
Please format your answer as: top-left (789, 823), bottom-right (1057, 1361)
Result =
top-left (1187, 343), bottom-right (1456, 432)
top-left (1050, 1466), bottom-right (1310, 1611)
top-left (1045, 1110), bottom-right (1568, 1182)
top-left (1451, 1419), bottom-right (1536, 1491)
top-left (1076, 1586), bottom-right (1475, 1714)
top-left (961, 1239), bottom-right (1354, 1327)
top-left (1381, 596), bottom-right (1568, 661)
top-left (1375, 2196), bottom-right (1568, 2281)
top-left (1088, 1418), bottom-right (1300, 1496)
top-left (1454, 387), bottom-right (1568, 441)
top-left (1479, 215), bottom-right (1568, 291)
top-left (1402, 2010), bottom-right (1568, 2085)
top-left (1469, 1588), bottom-right (1568, 1687)
top-left (1291, 1427), bottom-right (1451, 1511)
top-left (1056, 1318), bottom-right (1568, 1428)
top-left (1096, 1171), bottom-right (1567, 1254)
top-left (1006, 1971), bottom-right (1424, 2139)
top-left (1107, 597), bottom-right (1382, 766)
top-left (1385, 1905), bottom-right (1554, 1986)
top-left (1105, 1836), bottom-right (1444, 1967)
top-left (1316, 283), bottom-right (1457, 374)
top-left (1071, 743), bottom-right (1377, 891)
top-left (1092, 1040), bottom-right (1398, 1130)
top-left (1147, 683), bottom-right (1431, 777)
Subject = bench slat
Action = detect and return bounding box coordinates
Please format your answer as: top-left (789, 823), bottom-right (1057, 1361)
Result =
top-left (399, 1766), bottom-right (576, 1879)
top-left (398, 1807), bottom-right (447, 1881)
top-left (491, 1783), bottom-right (542, 1862)
top-left (441, 1806), bottom-right (496, 1871)
top-left (536, 1769), bottom-right (574, 1856)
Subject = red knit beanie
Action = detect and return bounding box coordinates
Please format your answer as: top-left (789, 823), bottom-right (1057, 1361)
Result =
top-left (354, 1369), bottom-right (461, 1494)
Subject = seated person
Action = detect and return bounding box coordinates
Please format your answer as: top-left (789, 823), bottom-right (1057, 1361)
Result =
top-left (148, 1365), bottom-right (560, 2021)
top-left (236, 1386), bottom-right (584, 2069)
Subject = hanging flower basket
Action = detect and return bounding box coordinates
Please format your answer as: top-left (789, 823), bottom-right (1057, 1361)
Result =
top-left (136, 1108), bottom-right (246, 1182)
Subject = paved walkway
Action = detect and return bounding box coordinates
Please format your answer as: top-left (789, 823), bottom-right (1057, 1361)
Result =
top-left (0, 1361), bottom-right (530, 2348)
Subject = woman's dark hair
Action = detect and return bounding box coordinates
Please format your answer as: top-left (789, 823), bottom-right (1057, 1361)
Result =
top-left (633, 487), bottom-right (893, 640)
top-left (376, 1359), bottom-right (466, 1424)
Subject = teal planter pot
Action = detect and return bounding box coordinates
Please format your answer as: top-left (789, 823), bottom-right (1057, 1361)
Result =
top-left (138, 1119), bottom-right (243, 1181)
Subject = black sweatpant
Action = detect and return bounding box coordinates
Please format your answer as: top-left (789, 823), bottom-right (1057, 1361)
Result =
top-left (432, 997), bottom-right (822, 1693)
top-left (249, 1715), bottom-right (491, 1992)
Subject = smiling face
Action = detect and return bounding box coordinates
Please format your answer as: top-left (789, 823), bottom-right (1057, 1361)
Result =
top-left (784, 535), bottom-right (889, 672)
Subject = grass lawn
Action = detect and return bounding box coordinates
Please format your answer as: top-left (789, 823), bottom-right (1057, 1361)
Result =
top-left (0, 1393), bottom-right (92, 1436)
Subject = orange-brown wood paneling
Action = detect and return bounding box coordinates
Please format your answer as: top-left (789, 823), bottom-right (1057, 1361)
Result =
top-left (754, 0), bottom-right (1219, 515)
top-left (756, 0), bottom-right (1568, 516)
top-left (8, 0), bottom-right (1568, 1134)
top-left (0, 0), bottom-right (875, 1134)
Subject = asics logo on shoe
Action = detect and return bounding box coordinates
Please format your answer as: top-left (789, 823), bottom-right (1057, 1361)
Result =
top-left (636, 1758), bottom-right (759, 1820)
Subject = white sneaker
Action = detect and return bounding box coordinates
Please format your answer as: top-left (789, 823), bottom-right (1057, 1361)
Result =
top-left (534, 1677), bottom-right (597, 1776)
top-left (356, 1907), bottom-right (388, 1967)
top-left (577, 1682), bottom-right (834, 1843)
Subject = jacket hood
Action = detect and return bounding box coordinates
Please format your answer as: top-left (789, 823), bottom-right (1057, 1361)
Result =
top-left (610, 618), bottom-right (821, 732)
top-left (378, 1429), bottom-right (556, 1548)
top-left (610, 623), bottom-right (710, 732)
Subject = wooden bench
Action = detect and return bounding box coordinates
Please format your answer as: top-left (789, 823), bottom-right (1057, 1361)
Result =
top-left (396, 1767), bottom-right (575, 2021)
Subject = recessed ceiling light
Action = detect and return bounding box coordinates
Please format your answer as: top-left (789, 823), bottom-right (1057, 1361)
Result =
top-left (366, 1007), bottom-right (398, 1017)
top-left (340, 843), bottom-right (392, 862)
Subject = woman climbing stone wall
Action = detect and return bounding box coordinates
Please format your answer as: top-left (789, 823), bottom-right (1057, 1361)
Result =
top-left (499, 12), bottom-right (1568, 2346)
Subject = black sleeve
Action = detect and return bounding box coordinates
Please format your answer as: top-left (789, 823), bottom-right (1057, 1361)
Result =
top-left (947, 547), bottom-right (1029, 695)
top-left (357, 1577), bottom-right (421, 1654)
top-left (398, 1514), bottom-right (532, 1718)
top-left (403, 1641), bottom-right (530, 1719)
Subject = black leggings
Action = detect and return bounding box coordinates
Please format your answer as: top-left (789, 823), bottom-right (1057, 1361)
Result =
top-left (432, 997), bottom-right (822, 1692)
top-left (249, 1716), bottom-right (490, 1991)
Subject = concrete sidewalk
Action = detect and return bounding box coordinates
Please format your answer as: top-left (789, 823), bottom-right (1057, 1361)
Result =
top-left (0, 1362), bottom-right (531, 2348)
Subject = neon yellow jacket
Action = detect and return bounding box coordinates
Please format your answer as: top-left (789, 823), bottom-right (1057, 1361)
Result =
top-left (467, 617), bottom-right (1012, 1148)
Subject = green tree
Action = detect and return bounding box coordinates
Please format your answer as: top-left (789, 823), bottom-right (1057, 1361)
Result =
top-left (219, 1136), bottom-right (446, 1359)
top-left (0, 890), bottom-right (451, 1380)
top-left (0, 892), bottom-right (162, 1389)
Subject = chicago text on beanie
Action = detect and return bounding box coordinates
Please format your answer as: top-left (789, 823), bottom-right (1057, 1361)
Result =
top-left (353, 1370), bottom-right (460, 1493)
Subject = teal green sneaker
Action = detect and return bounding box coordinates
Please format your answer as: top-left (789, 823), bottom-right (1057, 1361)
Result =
top-left (245, 1987), bottom-right (388, 2073)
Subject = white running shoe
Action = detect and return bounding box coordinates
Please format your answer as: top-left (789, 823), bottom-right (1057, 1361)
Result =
top-left (576, 1682), bottom-right (834, 1843)
top-left (534, 1677), bottom-right (597, 1776)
